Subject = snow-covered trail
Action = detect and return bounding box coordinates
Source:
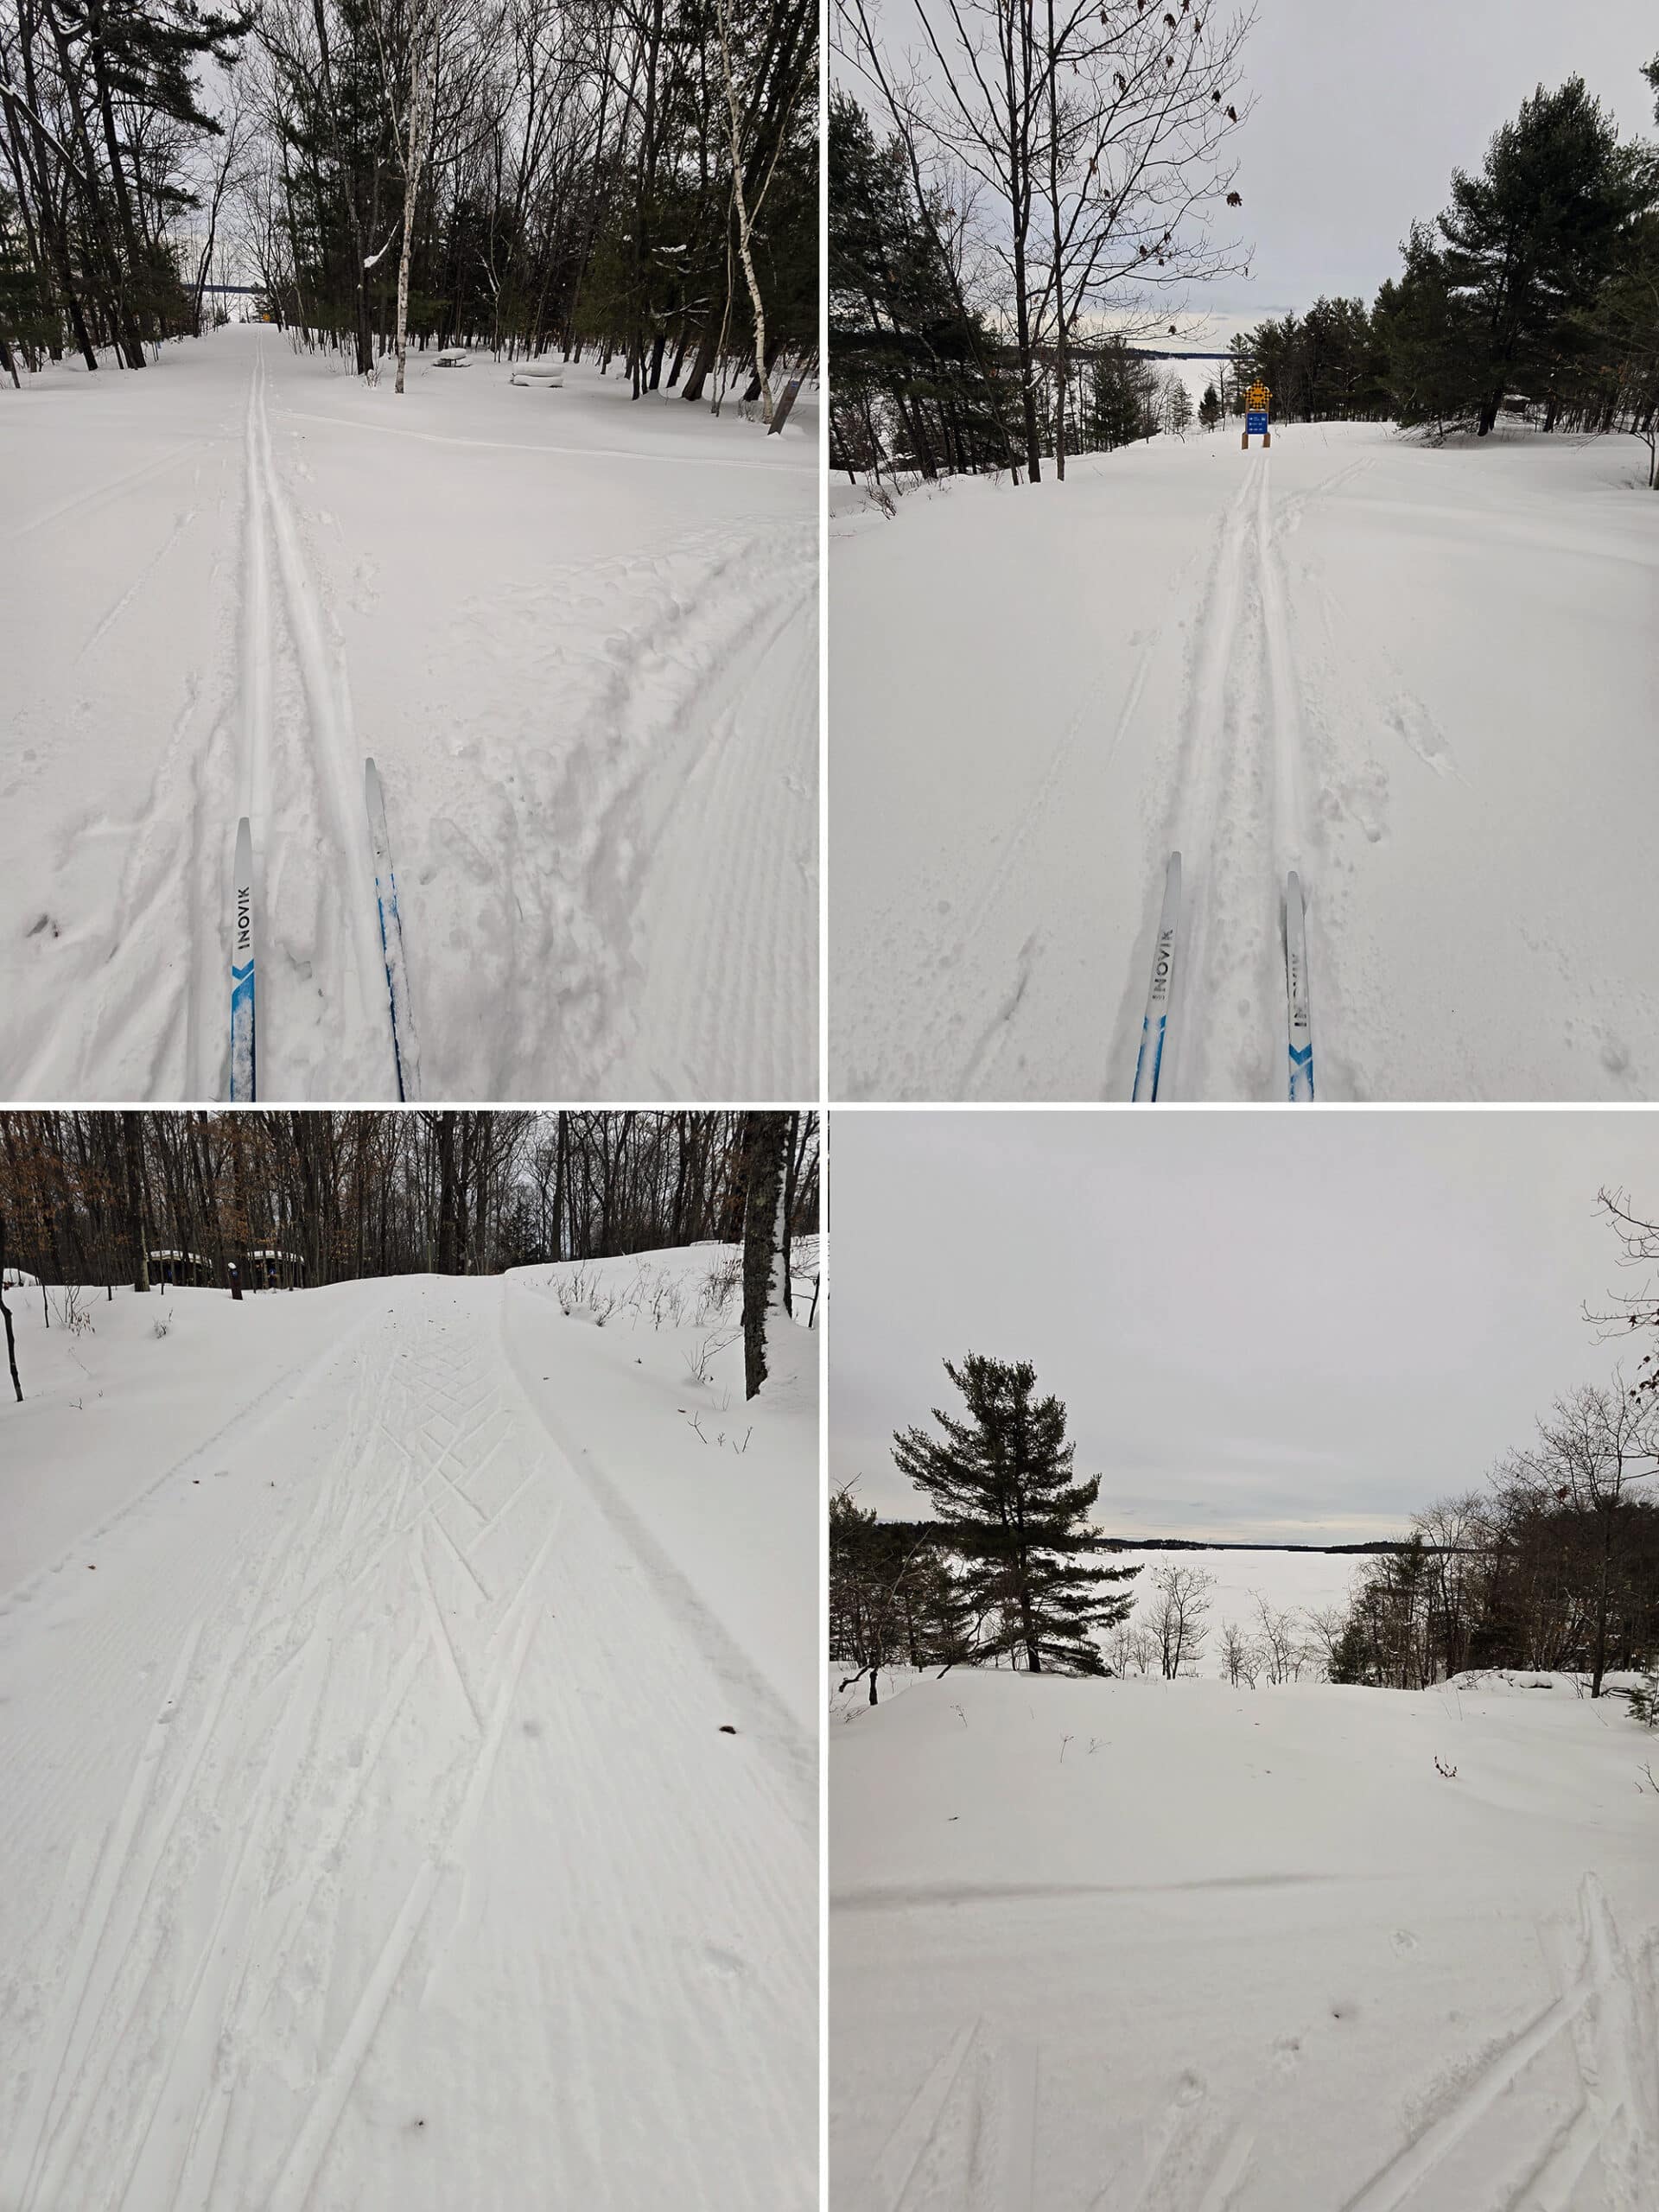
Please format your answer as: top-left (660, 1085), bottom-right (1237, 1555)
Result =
top-left (0, 1275), bottom-right (816, 2209)
top-left (0, 325), bottom-right (817, 1100)
top-left (830, 1670), bottom-right (1659, 2212)
top-left (830, 423), bottom-right (1659, 1101)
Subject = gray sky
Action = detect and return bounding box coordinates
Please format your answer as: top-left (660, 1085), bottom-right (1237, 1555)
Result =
top-left (829, 1112), bottom-right (1659, 1542)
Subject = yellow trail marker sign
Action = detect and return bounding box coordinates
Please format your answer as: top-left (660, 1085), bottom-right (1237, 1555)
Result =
top-left (1243, 380), bottom-right (1271, 448)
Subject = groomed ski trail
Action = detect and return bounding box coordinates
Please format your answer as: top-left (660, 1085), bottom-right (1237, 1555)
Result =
top-left (238, 339), bottom-right (401, 1100)
top-left (1149, 449), bottom-right (1316, 1100)
top-left (0, 1280), bottom-right (815, 2212)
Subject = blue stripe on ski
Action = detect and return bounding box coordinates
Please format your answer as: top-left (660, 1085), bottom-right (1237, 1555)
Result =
top-left (1134, 1012), bottom-right (1168, 1102)
top-left (372, 875), bottom-right (407, 1103)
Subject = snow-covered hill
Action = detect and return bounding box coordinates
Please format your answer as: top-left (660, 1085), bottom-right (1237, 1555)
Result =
top-left (830, 421), bottom-right (1659, 1100)
top-left (831, 1667), bottom-right (1659, 2210)
top-left (0, 325), bottom-right (817, 1101)
top-left (0, 1248), bottom-right (817, 2209)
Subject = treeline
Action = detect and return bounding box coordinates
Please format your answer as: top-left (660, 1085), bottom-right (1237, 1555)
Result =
top-left (833, 56), bottom-right (1659, 486)
top-left (0, 0), bottom-right (250, 376)
top-left (0, 0), bottom-right (817, 410)
top-left (1330, 1382), bottom-right (1659, 1699)
top-left (0, 1108), bottom-right (819, 1294)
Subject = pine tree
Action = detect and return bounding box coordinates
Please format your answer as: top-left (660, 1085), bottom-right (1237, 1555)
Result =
top-left (1376, 222), bottom-right (1478, 430)
top-left (1438, 78), bottom-right (1649, 435)
top-left (892, 1354), bottom-right (1139, 1675)
top-left (1198, 381), bottom-right (1222, 430)
top-left (1327, 1619), bottom-right (1373, 1686)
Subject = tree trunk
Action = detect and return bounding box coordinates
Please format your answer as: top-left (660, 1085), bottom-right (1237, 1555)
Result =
top-left (123, 1110), bottom-right (149, 1291)
top-left (740, 1110), bottom-right (788, 1400)
top-left (394, 8), bottom-right (438, 396)
top-left (0, 1217), bottom-right (21, 1401)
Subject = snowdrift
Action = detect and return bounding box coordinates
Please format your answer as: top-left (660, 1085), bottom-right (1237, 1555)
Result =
top-left (831, 1666), bottom-right (1659, 2209)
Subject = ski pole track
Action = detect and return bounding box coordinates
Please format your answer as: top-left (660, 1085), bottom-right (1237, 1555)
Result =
top-left (3, 436), bottom-right (207, 546)
top-left (2, 1284), bottom-right (814, 2210)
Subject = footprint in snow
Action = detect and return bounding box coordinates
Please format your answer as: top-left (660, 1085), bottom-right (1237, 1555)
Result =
top-left (1391, 1929), bottom-right (1419, 1956)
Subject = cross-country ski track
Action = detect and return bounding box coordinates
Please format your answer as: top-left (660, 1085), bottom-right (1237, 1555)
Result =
top-left (0, 1263), bottom-right (817, 2209)
top-left (0, 324), bottom-right (817, 1100)
top-left (830, 423), bottom-right (1659, 1099)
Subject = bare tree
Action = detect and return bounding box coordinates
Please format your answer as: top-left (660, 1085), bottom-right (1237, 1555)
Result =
top-left (1149, 1560), bottom-right (1212, 1677)
top-left (836, 0), bottom-right (1255, 480)
top-left (1251, 1594), bottom-right (1307, 1685)
top-left (1218, 1617), bottom-right (1260, 1687)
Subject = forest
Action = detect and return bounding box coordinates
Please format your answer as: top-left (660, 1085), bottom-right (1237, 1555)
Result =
top-left (831, 47), bottom-right (1659, 485)
top-left (0, 1107), bottom-right (819, 1294)
top-left (0, 0), bottom-right (817, 405)
top-left (831, 1193), bottom-right (1659, 1719)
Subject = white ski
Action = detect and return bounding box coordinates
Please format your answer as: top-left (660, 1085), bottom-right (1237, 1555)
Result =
top-left (1131, 849), bottom-right (1181, 1103)
top-left (1286, 868), bottom-right (1314, 1101)
top-left (230, 815), bottom-right (256, 1102)
top-left (365, 756), bottom-right (419, 1102)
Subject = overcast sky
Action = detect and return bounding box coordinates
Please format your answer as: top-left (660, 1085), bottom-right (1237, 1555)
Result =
top-left (843, 0), bottom-right (1658, 345)
top-left (829, 1112), bottom-right (1659, 1543)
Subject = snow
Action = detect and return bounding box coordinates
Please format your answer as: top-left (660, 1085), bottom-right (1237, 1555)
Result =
top-left (830, 1665), bottom-right (1659, 2210)
top-left (0, 1247), bottom-right (817, 2208)
top-left (830, 422), bottom-right (1659, 1099)
top-left (0, 325), bottom-right (817, 1101)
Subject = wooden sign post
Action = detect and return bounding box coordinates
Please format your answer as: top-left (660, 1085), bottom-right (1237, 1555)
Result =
top-left (1243, 380), bottom-right (1271, 450)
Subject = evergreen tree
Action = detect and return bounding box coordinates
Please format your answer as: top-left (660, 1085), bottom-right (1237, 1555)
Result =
top-left (1084, 340), bottom-right (1159, 451)
top-left (1327, 1619), bottom-right (1373, 1687)
top-left (891, 1354), bottom-right (1139, 1675)
top-left (828, 92), bottom-right (1011, 480)
top-left (1438, 78), bottom-right (1649, 435)
top-left (1198, 381), bottom-right (1222, 430)
top-left (1375, 222), bottom-right (1478, 430)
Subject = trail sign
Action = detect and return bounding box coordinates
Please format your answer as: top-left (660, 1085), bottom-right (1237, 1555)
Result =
top-left (1242, 380), bottom-right (1271, 449)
